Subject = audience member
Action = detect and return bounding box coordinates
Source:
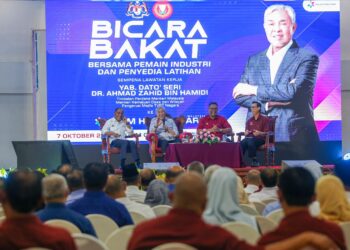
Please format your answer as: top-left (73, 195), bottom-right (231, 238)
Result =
top-left (165, 166), bottom-right (184, 185)
top-left (56, 163), bottom-right (73, 177)
top-left (203, 168), bottom-right (258, 230)
top-left (187, 161), bottom-right (205, 176)
top-left (244, 169), bottom-right (261, 195)
top-left (37, 174), bottom-right (96, 236)
top-left (258, 167), bottom-right (346, 249)
top-left (68, 162), bottom-right (133, 227)
top-left (105, 175), bottom-right (155, 219)
top-left (249, 168), bottom-right (278, 202)
top-left (203, 164), bottom-right (220, 184)
top-left (128, 172), bottom-right (338, 250)
top-left (263, 165), bottom-right (323, 216)
top-left (103, 163), bottom-right (116, 174)
top-left (66, 169), bottom-right (85, 205)
top-left (335, 159), bottom-right (350, 200)
top-left (140, 168), bottom-right (156, 191)
top-left (145, 179), bottom-right (171, 207)
top-left (316, 175), bottom-right (350, 223)
top-left (237, 175), bottom-right (252, 206)
top-left (123, 163), bottom-right (147, 203)
top-left (0, 170), bottom-right (76, 250)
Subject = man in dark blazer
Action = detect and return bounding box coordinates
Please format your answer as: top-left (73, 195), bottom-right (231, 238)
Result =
top-left (233, 4), bottom-right (319, 143)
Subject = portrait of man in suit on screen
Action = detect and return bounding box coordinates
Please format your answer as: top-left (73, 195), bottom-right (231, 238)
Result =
top-left (233, 4), bottom-right (319, 143)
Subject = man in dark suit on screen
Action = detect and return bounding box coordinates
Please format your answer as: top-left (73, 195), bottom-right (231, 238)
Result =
top-left (233, 4), bottom-right (319, 143)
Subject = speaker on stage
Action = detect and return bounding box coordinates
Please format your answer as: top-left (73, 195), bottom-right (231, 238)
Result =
top-left (12, 140), bottom-right (79, 172)
top-left (281, 160), bottom-right (322, 179)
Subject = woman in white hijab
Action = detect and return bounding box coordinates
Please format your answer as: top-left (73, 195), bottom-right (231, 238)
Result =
top-left (203, 167), bottom-right (258, 230)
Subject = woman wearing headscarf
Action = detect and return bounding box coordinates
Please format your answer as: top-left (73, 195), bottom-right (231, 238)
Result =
top-left (149, 106), bottom-right (179, 154)
top-left (145, 179), bottom-right (171, 207)
top-left (203, 167), bottom-right (258, 230)
top-left (316, 175), bottom-right (350, 223)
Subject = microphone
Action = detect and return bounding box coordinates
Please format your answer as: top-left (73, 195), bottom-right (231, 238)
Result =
top-left (162, 118), bottom-right (166, 126)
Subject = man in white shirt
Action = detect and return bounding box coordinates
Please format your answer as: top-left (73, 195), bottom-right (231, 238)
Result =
top-left (233, 4), bottom-right (319, 143)
top-left (249, 168), bottom-right (278, 203)
top-left (105, 175), bottom-right (155, 219)
top-left (244, 169), bottom-right (261, 195)
top-left (123, 163), bottom-right (147, 203)
top-left (102, 108), bottom-right (140, 168)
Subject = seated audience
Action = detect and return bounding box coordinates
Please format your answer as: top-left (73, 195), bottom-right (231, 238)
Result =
top-left (128, 172), bottom-right (338, 250)
top-left (149, 106), bottom-right (179, 154)
top-left (66, 169), bottom-right (85, 205)
top-left (197, 102), bottom-right (232, 140)
top-left (37, 174), bottom-right (96, 236)
top-left (56, 163), bottom-right (73, 178)
top-left (203, 164), bottom-right (220, 184)
top-left (258, 167), bottom-right (346, 250)
top-left (123, 164), bottom-right (147, 203)
top-left (249, 168), bottom-right (278, 202)
top-left (240, 101), bottom-right (269, 167)
top-left (237, 175), bottom-right (252, 206)
top-left (165, 166), bottom-right (184, 184)
top-left (68, 162), bottom-right (133, 227)
top-left (316, 175), bottom-right (350, 223)
top-left (145, 179), bottom-right (171, 207)
top-left (335, 159), bottom-right (350, 201)
top-left (105, 175), bottom-right (155, 219)
top-left (187, 161), bottom-right (205, 176)
top-left (140, 168), bottom-right (156, 191)
top-left (203, 168), bottom-right (258, 230)
top-left (263, 165), bottom-right (323, 216)
top-left (244, 169), bottom-right (261, 195)
top-left (0, 170), bottom-right (76, 250)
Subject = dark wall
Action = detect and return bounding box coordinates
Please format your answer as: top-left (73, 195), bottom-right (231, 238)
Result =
top-left (73, 141), bottom-right (342, 168)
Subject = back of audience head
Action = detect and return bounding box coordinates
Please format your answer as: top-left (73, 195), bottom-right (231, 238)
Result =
top-left (56, 163), bottom-right (73, 177)
top-left (316, 174), bottom-right (350, 223)
top-left (122, 163), bottom-right (141, 186)
top-left (204, 164), bottom-right (220, 184)
top-left (42, 174), bottom-right (69, 203)
top-left (66, 169), bottom-right (84, 192)
top-left (102, 163), bottom-right (115, 175)
top-left (170, 172), bottom-right (207, 214)
top-left (260, 168), bottom-right (278, 187)
top-left (140, 168), bottom-right (156, 190)
top-left (278, 167), bottom-right (315, 207)
top-left (165, 166), bottom-right (184, 184)
top-left (105, 175), bottom-right (126, 200)
top-left (83, 162), bottom-right (108, 191)
top-left (145, 179), bottom-right (171, 207)
top-left (1, 170), bottom-right (42, 214)
top-left (187, 161), bottom-right (205, 176)
top-left (246, 169), bottom-right (261, 186)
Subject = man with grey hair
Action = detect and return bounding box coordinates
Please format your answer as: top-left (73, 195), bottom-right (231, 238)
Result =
top-left (37, 174), bottom-right (96, 236)
top-left (233, 4), bottom-right (319, 143)
top-left (102, 107), bottom-right (140, 168)
top-left (187, 161), bottom-right (205, 176)
top-left (149, 106), bottom-right (179, 154)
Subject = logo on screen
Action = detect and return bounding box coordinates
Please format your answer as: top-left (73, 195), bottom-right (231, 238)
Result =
top-left (126, 1), bottom-right (150, 19)
top-left (152, 1), bottom-right (173, 20)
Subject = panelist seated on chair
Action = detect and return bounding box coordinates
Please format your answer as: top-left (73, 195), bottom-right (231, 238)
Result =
top-left (197, 102), bottom-right (232, 140)
top-left (101, 108), bottom-right (140, 168)
top-left (149, 106), bottom-right (179, 154)
top-left (240, 101), bottom-right (269, 167)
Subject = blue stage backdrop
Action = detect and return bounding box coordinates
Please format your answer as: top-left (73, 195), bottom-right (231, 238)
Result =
top-left (46, 0), bottom-right (341, 143)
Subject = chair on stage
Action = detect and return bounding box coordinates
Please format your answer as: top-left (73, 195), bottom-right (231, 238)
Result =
top-left (96, 118), bottom-right (140, 164)
top-left (145, 115), bottom-right (191, 162)
top-left (237, 116), bottom-right (277, 166)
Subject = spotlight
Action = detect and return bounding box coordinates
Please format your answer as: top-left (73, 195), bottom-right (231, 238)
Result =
top-left (344, 153), bottom-right (350, 161)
